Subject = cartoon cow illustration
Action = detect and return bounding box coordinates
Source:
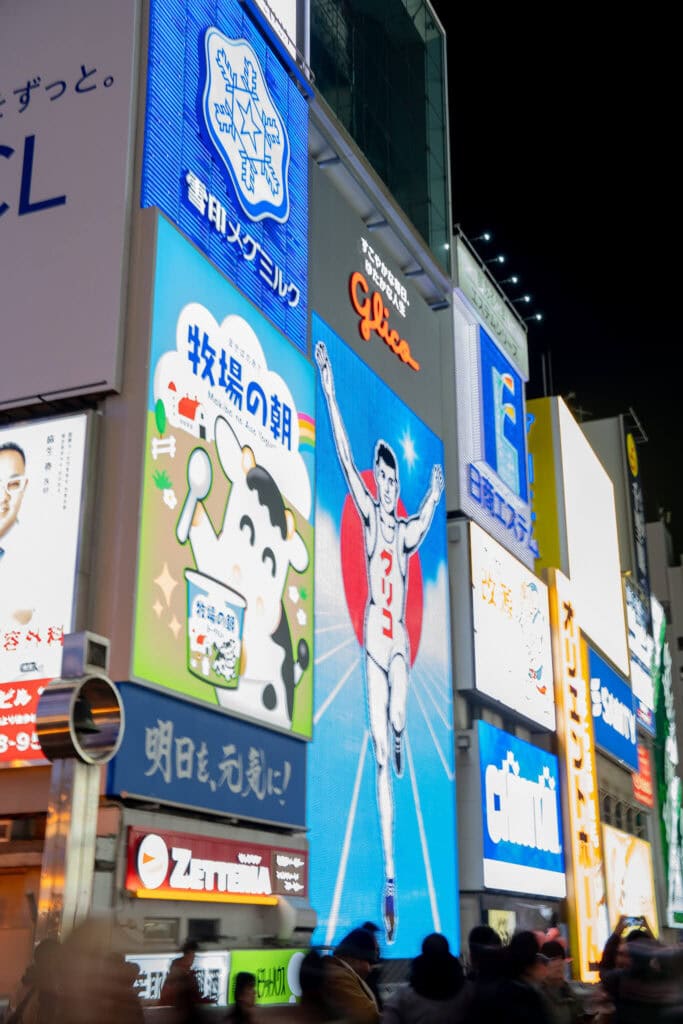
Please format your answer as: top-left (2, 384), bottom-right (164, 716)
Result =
top-left (177, 416), bottom-right (310, 729)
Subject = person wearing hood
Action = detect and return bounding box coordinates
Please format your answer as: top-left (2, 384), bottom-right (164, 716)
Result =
top-left (382, 933), bottom-right (465, 1024)
top-left (323, 927), bottom-right (380, 1023)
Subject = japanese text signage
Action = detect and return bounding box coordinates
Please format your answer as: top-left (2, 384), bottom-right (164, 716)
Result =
top-left (453, 299), bottom-right (537, 569)
top-left (588, 645), bottom-right (638, 771)
top-left (0, 414), bottom-right (88, 766)
top-left (142, 0), bottom-right (308, 348)
top-left (127, 951), bottom-right (230, 1005)
top-left (632, 744), bottom-right (654, 808)
top-left (624, 431), bottom-right (651, 602)
top-left (625, 579), bottom-right (655, 735)
top-left (132, 216), bottom-right (314, 739)
top-left (308, 314), bottom-right (458, 956)
top-left (0, 0), bottom-right (136, 407)
top-left (229, 949), bottom-right (305, 1005)
top-left (469, 523), bottom-right (555, 729)
top-left (478, 720), bottom-right (565, 898)
top-left (549, 569), bottom-right (608, 981)
top-left (602, 824), bottom-right (659, 936)
top-left (107, 683), bottom-right (306, 828)
top-left (126, 826), bottom-right (307, 903)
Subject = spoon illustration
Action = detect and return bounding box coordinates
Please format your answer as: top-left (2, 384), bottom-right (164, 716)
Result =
top-left (176, 447), bottom-right (212, 544)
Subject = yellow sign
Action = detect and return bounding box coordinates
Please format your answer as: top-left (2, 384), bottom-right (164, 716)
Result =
top-left (549, 569), bottom-right (609, 981)
top-left (527, 398), bottom-right (563, 572)
top-left (487, 909), bottom-right (517, 945)
top-left (602, 824), bottom-right (659, 937)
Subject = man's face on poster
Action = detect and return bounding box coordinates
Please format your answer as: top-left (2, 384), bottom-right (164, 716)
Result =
top-left (0, 448), bottom-right (27, 540)
top-left (375, 455), bottom-right (398, 516)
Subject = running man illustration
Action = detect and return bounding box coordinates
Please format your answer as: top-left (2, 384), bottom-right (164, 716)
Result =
top-left (315, 341), bottom-right (444, 944)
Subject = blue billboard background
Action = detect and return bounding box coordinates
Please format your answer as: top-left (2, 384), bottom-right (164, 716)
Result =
top-left (478, 720), bottom-right (565, 897)
top-left (142, 0), bottom-right (308, 348)
top-left (107, 683), bottom-right (306, 828)
top-left (588, 646), bottom-right (638, 770)
top-left (479, 326), bottom-right (527, 501)
top-left (308, 313), bottom-right (458, 956)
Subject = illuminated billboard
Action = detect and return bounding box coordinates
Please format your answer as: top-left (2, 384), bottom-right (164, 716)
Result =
top-left (651, 596), bottom-right (683, 927)
top-left (632, 744), bottom-right (654, 808)
top-left (587, 645), bottom-right (638, 771)
top-left (468, 523), bottom-right (555, 729)
top-left (453, 297), bottom-right (537, 570)
top-left (0, 0), bottom-right (136, 409)
top-left (478, 720), bottom-right (565, 897)
top-left (529, 398), bottom-right (629, 678)
top-left (142, 0), bottom-right (308, 347)
top-left (127, 951), bottom-right (230, 1004)
top-left (602, 824), bottom-right (659, 936)
top-left (308, 314), bottom-right (458, 955)
top-left (0, 414), bottom-right (88, 765)
top-left (132, 216), bottom-right (314, 738)
top-left (625, 579), bottom-right (655, 735)
top-left (549, 569), bottom-right (608, 981)
top-left (229, 949), bottom-right (305, 1005)
top-left (624, 430), bottom-right (651, 600)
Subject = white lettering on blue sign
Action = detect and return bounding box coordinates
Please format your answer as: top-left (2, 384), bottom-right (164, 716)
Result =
top-left (468, 462), bottom-right (539, 557)
top-left (485, 750), bottom-right (561, 854)
top-left (185, 171), bottom-right (300, 309)
top-left (590, 678), bottom-right (636, 743)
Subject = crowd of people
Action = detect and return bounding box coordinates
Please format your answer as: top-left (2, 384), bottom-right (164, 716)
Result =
top-left (3, 917), bottom-right (683, 1024)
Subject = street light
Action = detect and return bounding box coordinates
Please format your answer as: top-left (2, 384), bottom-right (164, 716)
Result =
top-left (524, 312), bottom-right (543, 322)
top-left (472, 231), bottom-right (492, 243)
top-left (485, 254), bottom-right (506, 265)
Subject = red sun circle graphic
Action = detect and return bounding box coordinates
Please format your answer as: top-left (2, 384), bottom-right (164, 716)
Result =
top-left (339, 470), bottom-right (424, 666)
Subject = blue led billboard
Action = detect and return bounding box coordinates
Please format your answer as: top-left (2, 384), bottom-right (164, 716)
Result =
top-left (588, 645), bottom-right (638, 771)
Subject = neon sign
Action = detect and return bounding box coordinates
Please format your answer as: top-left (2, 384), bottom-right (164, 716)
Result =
top-left (349, 272), bottom-right (420, 371)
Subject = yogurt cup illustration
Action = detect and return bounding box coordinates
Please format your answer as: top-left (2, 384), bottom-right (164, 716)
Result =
top-left (185, 569), bottom-right (246, 689)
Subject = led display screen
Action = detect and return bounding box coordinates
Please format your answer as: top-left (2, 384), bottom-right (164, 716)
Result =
top-left (478, 720), bottom-right (565, 898)
top-left (142, 0), bottom-right (308, 348)
top-left (0, 414), bottom-right (88, 765)
top-left (625, 579), bottom-right (654, 735)
top-left (588, 645), bottom-right (638, 771)
top-left (602, 824), bottom-right (659, 937)
top-left (308, 313), bottom-right (458, 956)
top-left (132, 216), bottom-right (314, 738)
top-left (470, 522), bottom-right (555, 729)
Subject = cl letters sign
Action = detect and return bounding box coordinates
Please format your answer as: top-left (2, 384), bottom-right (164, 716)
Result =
top-left (349, 272), bottom-right (420, 371)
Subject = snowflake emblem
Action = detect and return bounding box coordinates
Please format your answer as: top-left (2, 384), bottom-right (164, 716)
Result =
top-left (201, 26), bottom-right (291, 223)
top-left (503, 751), bottom-right (520, 776)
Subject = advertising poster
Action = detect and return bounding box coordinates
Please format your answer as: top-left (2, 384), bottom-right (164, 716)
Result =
top-left (308, 314), bottom-right (458, 955)
top-left (632, 744), bottom-right (654, 808)
top-left (602, 824), bottom-right (659, 936)
top-left (651, 596), bottom-right (683, 927)
top-left (470, 523), bottom-right (555, 729)
top-left (127, 951), bottom-right (230, 1004)
top-left (478, 720), bottom-right (565, 898)
top-left (229, 949), bottom-right (305, 1005)
top-left (142, 0), bottom-right (308, 348)
top-left (588, 645), bottom-right (638, 771)
top-left (625, 579), bottom-right (655, 735)
top-left (0, 414), bottom-right (87, 765)
top-left (132, 217), bottom-right (315, 738)
top-left (108, 684), bottom-right (306, 828)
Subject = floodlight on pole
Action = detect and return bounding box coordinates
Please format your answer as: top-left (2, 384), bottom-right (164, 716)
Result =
top-left (524, 312), bottom-right (543, 323)
top-left (472, 231), bottom-right (493, 243)
top-left (513, 294), bottom-right (532, 305)
top-left (485, 254), bottom-right (506, 266)
top-left (500, 275), bottom-right (520, 286)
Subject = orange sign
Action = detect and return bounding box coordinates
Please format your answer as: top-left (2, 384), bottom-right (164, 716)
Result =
top-left (349, 271), bottom-right (420, 371)
top-left (549, 569), bottom-right (609, 982)
top-left (632, 744), bottom-right (654, 807)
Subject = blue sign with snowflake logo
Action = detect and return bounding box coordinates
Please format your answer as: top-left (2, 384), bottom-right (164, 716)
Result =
top-left (141, 0), bottom-right (308, 349)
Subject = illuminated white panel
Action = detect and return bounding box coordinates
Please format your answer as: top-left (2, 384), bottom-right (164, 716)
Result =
top-left (558, 400), bottom-right (629, 675)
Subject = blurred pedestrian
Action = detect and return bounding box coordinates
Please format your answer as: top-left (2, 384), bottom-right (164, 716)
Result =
top-left (225, 971), bottom-right (256, 1024)
top-left (463, 930), bottom-right (551, 1024)
top-left (455, 924), bottom-right (503, 1022)
top-left (261, 950), bottom-right (343, 1024)
top-left (159, 938), bottom-right (213, 1023)
top-left (4, 937), bottom-right (63, 1024)
top-left (322, 927), bottom-right (380, 1023)
top-left (538, 939), bottom-right (585, 1024)
top-left (600, 934), bottom-right (683, 1023)
top-left (382, 932), bottom-right (464, 1024)
top-left (360, 921), bottom-right (383, 1009)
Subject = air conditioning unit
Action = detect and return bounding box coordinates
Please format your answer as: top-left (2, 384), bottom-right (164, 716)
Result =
top-left (0, 820), bottom-right (13, 843)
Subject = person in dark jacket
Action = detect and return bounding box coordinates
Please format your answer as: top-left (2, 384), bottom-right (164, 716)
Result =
top-left (463, 930), bottom-right (551, 1024)
top-left (382, 932), bottom-right (464, 1024)
top-left (159, 939), bottom-right (213, 1023)
top-left (538, 939), bottom-right (585, 1024)
top-left (322, 927), bottom-right (380, 1024)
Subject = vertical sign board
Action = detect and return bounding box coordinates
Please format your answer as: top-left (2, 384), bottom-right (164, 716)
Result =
top-left (549, 569), bottom-right (609, 981)
top-left (0, 0), bottom-right (137, 407)
top-left (308, 314), bottom-right (458, 956)
top-left (0, 415), bottom-right (88, 765)
top-left (632, 744), bottom-right (654, 808)
top-left (625, 579), bottom-right (655, 735)
top-left (624, 430), bottom-right (651, 605)
top-left (587, 646), bottom-right (638, 772)
top-left (131, 216), bottom-right (314, 739)
top-left (142, 0), bottom-right (308, 349)
top-left (602, 824), bottom-right (659, 937)
top-left (651, 596), bottom-right (683, 927)
top-left (478, 720), bottom-right (566, 898)
top-left (452, 295), bottom-right (538, 570)
top-left (468, 523), bottom-right (555, 730)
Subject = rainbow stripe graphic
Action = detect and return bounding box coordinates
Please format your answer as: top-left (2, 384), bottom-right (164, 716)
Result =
top-left (298, 413), bottom-right (315, 452)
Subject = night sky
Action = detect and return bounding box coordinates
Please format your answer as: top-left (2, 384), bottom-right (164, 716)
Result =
top-left (431, 5), bottom-right (680, 557)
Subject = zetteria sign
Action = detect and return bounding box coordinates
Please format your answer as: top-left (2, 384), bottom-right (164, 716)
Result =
top-left (478, 720), bottom-right (565, 898)
top-left (126, 827), bottom-right (308, 903)
top-left (142, 0), bottom-right (308, 348)
top-left (588, 646), bottom-right (638, 771)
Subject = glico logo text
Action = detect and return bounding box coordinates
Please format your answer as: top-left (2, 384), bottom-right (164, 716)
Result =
top-left (349, 272), bottom-right (420, 372)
